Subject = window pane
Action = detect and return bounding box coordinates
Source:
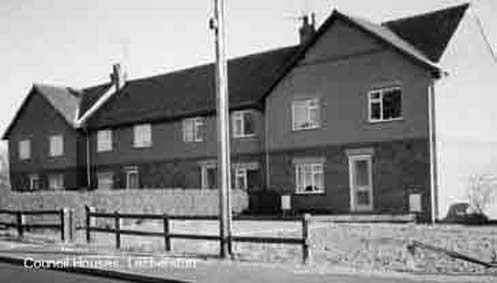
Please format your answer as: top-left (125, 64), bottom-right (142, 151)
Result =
top-left (354, 160), bottom-right (369, 187)
top-left (293, 103), bottom-right (307, 129)
top-left (97, 172), bottom-right (114, 189)
top-left (356, 191), bottom-right (370, 205)
top-left (49, 174), bottom-right (64, 190)
top-left (19, 140), bottom-right (30, 160)
top-left (370, 102), bottom-right (381, 120)
top-left (207, 168), bottom-right (217, 189)
top-left (309, 106), bottom-right (319, 127)
top-left (383, 89), bottom-right (402, 119)
top-left (243, 112), bottom-right (255, 135)
top-left (50, 135), bottom-right (63, 156)
top-left (183, 120), bottom-right (194, 142)
top-left (303, 170), bottom-right (313, 192)
top-left (233, 114), bottom-right (243, 136)
top-left (370, 91), bottom-right (380, 100)
top-left (97, 130), bottom-right (112, 151)
top-left (134, 124), bottom-right (151, 147)
top-left (195, 118), bottom-right (205, 141)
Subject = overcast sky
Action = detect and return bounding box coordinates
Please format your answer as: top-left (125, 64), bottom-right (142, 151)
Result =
top-left (0, 0), bottom-right (495, 142)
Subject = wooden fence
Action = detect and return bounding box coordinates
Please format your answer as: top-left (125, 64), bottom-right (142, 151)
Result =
top-left (85, 206), bottom-right (311, 263)
top-left (0, 208), bottom-right (70, 241)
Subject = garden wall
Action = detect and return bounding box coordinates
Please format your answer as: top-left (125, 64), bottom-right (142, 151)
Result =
top-left (0, 189), bottom-right (248, 227)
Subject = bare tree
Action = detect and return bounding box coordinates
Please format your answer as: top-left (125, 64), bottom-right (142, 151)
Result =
top-left (467, 174), bottom-right (497, 215)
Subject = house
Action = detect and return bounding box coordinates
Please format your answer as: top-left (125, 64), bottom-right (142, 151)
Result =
top-left (3, 3), bottom-right (497, 221)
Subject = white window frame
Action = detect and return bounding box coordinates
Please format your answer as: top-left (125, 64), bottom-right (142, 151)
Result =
top-left (292, 98), bottom-right (320, 131)
top-left (125, 166), bottom-right (139, 189)
top-left (29, 174), bottom-right (40, 191)
top-left (368, 86), bottom-right (403, 123)
top-left (183, 117), bottom-right (205, 142)
top-left (133, 124), bottom-right (152, 148)
top-left (48, 134), bottom-right (64, 157)
top-left (97, 129), bottom-right (113, 152)
top-left (295, 162), bottom-right (324, 194)
top-left (48, 174), bottom-right (64, 190)
top-left (200, 162), bottom-right (217, 189)
top-left (232, 110), bottom-right (256, 138)
top-left (18, 139), bottom-right (31, 160)
top-left (97, 171), bottom-right (114, 190)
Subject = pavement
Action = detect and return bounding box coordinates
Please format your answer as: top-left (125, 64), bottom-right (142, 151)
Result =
top-left (0, 237), bottom-right (495, 283)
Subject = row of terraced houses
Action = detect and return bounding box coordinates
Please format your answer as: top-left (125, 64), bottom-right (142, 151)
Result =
top-left (3, 4), bottom-right (497, 221)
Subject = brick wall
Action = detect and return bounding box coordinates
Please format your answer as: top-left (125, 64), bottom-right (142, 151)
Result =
top-left (267, 138), bottom-right (432, 220)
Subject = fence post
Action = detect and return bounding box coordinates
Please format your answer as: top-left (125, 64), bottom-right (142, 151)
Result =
top-left (114, 211), bottom-right (121, 250)
top-left (60, 209), bottom-right (65, 242)
top-left (163, 213), bottom-right (171, 251)
top-left (302, 213), bottom-right (311, 264)
top-left (16, 210), bottom-right (24, 239)
top-left (68, 209), bottom-right (75, 242)
top-left (85, 206), bottom-right (95, 243)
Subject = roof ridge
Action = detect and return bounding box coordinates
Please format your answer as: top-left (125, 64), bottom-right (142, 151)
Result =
top-left (126, 45), bottom-right (299, 84)
top-left (382, 2), bottom-right (470, 25)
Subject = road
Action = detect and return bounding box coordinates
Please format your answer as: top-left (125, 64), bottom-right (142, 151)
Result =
top-left (0, 262), bottom-right (186, 283)
top-left (0, 261), bottom-right (493, 283)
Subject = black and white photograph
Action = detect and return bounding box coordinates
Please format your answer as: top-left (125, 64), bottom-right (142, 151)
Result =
top-left (0, 0), bottom-right (496, 282)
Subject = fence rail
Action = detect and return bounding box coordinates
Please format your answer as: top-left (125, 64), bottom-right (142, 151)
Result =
top-left (85, 206), bottom-right (311, 263)
top-left (0, 209), bottom-right (68, 241)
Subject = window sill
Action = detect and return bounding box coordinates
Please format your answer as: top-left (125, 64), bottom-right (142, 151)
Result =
top-left (97, 149), bottom-right (113, 153)
top-left (294, 191), bottom-right (325, 195)
top-left (368, 117), bottom-right (404, 124)
top-left (292, 126), bottom-right (320, 132)
top-left (234, 134), bottom-right (257, 139)
top-left (132, 144), bottom-right (152, 149)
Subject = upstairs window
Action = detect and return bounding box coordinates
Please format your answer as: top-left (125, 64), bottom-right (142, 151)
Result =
top-left (49, 135), bottom-right (64, 157)
top-left (183, 117), bottom-right (205, 142)
top-left (133, 124), bottom-right (152, 148)
top-left (292, 99), bottom-right (320, 130)
top-left (18, 139), bottom-right (31, 160)
top-left (232, 110), bottom-right (255, 138)
top-left (48, 174), bottom-right (64, 190)
top-left (295, 162), bottom-right (324, 194)
top-left (97, 129), bottom-right (113, 152)
top-left (368, 87), bottom-right (402, 122)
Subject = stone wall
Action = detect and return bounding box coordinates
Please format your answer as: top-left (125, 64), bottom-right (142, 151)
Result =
top-left (0, 189), bottom-right (248, 227)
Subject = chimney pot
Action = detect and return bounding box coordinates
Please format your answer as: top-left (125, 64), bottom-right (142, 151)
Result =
top-left (299, 13), bottom-right (316, 45)
top-left (110, 63), bottom-right (126, 90)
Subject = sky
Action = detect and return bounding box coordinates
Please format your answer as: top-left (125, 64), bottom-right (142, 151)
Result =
top-left (0, 0), bottom-right (496, 146)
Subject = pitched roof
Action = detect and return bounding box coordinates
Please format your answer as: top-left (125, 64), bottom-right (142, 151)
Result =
top-left (383, 3), bottom-right (469, 62)
top-left (3, 4), bottom-right (470, 135)
top-left (35, 84), bottom-right (81, 127)
top-left (2, 84), bottom-right (81, 139)
top-left (82, 45), bottom-right (300, 127)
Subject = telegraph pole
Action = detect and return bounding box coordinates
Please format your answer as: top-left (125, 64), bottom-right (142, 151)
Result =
top-left (211, 0), bottom-right (232, 258)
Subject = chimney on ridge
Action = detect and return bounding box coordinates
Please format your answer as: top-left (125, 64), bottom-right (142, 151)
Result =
top-left (110, 63), bottom-right (126, 90)
top-left (299, 13), bottom-right (316, 45)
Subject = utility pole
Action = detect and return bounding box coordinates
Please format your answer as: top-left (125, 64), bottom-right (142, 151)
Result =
top-left (211, 0), bottom-right (232, 258)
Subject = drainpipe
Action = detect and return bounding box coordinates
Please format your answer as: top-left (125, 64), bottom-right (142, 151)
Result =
top-left (85, 128), bottom-right (91, 190)
top-left (264, 104), bottom-right (271, 190)
top-left (428, 80), bottom-right (438, 224)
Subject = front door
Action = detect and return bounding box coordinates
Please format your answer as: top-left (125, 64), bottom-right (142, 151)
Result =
top-left (348, 155), bottom-right (373, 211)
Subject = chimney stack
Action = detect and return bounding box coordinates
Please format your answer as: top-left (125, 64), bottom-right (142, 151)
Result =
top-left (299, 13), bottom-right (316, 45)
top-left (110, 63), bottom-right (126, 90)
